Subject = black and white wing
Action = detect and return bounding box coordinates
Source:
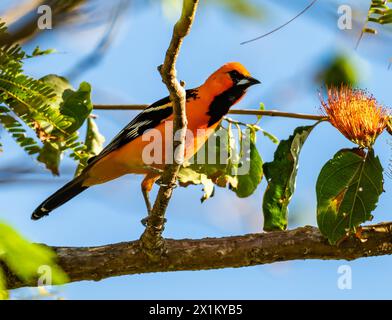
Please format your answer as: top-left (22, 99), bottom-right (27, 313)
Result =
top-left (85, 89), bottom-right (198, 169)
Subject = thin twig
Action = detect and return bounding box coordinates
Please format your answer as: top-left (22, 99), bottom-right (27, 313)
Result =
top-left (139, 0), bottom-right (199, 257)
top-left (355, 0), bottom-right (373, 50)
top-left (94, 104), bottom-right (149, 110)
top-left (355, 30), bottom-right (365, 50)
top-left (230, 109), bottom-right (326, 121)
top-left (93, 104), bottom-right (327, 121)
top-left (240, 0), bottom-right (319, 45)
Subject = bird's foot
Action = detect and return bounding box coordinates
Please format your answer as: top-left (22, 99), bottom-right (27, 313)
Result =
top-left (141, 216), bottom-right (167, 227)
top-left (155, 178), bottom-right (178, 189)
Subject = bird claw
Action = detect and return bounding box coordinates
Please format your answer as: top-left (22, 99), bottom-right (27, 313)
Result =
top-left (155, 179), bottom-right (178, 189)
top-left (141, 216), bottom-right (167, 227)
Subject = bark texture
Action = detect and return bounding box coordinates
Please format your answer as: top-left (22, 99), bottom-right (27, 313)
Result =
top-left (6, 223), bottom-right (392, 289)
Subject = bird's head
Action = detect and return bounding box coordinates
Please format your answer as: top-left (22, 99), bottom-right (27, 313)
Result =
top-left (203, 62), bottom-right (261, 94)
top-left (200, 62), bottom-right (261, 127)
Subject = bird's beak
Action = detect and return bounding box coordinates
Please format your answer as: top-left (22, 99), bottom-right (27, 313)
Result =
top-left (237, 76), bottom-right (261, 87)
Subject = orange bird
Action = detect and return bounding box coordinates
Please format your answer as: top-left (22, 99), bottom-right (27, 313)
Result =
top-left (32, 62), bottom-right (260, 220)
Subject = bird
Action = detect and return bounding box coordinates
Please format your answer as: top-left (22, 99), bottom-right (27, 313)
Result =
top-left (31, 62), bottom-right (261, 220)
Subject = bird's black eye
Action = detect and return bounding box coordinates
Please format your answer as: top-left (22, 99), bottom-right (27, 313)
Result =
top-left (228, 70), bottom-right (244, 83)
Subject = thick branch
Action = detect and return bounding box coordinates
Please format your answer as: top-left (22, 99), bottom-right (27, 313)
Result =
top-left (93, 104), bottom-right (327, 121)
top-left (139, 0), bottom-right (199, 255)
top-left (5, 223), bottom-right (392, 290)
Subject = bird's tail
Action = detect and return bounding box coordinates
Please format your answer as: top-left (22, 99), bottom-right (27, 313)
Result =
top-left (31, 175), bottom-right (89, 220)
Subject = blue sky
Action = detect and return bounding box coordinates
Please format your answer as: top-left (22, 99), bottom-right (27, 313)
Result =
top-left (1, 0), bottom-right (392, 299)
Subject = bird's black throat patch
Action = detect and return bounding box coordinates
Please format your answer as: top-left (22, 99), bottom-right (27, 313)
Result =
top-left (206, 86), bottom-right (247, 127)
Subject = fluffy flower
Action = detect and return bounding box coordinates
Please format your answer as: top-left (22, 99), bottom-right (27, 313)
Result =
top-left (320, 87), bottom-right (390, 148)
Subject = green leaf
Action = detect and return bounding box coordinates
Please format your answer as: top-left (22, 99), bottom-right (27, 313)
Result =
top-left (0, 268), bottom-right (8, 300)
top-left (75, 117), bottom-right (105, 176)
top-left (200, 176), bottom-right (215, 202)
top-left (60, 82), bottom-right (93, 133)
top-left (363, 27), bottom-right (378, 34)
top-left (232, 133), bottom-right (263, 198)
top-left (186, 126), bottom-right (238, 188)
top-left (37, 142), bottom-right (62, 176)
top-left (177, 126), bottom-right (239, 200)
top-left (379, 13), bottom-right (392, 24)
top-left (0, 22), bottom-right (98, 173)
top-left (210, 0), bottom-right (264, 20)
top-left (178, 167), bottom-right (215, 202)
top-left (316, 54), bottom-right (358, 87)
top-left (316, 148), bottom-right (384, 245)
top-left (26, 46), bottom-right (56, 59)
top-left (40, 74), bottom-right (72, 100)
top-left (256, 102), bottom-right (265, 123)
top-left (40, 75), bottom-right (96, 173)
top-left (254, 125), bottom-right (279, 145)
top-left (179, 124), bottom-right (266, 200)
top-left (84, 117), bottom-right (105, 156)
top-left (0, 221), bottom-right (68, 289)
top-left (263, 125), bottom-right (316, 231)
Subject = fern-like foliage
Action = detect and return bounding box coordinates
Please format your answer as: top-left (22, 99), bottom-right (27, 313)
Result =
top-left (366, 0), bottom-right (392, 28)
top-left (358, 0), bottom-right (392, 47)
top-left (0, 105), bottom-right (41, 155)
top-left (0, 21), bottom-right (103, 175)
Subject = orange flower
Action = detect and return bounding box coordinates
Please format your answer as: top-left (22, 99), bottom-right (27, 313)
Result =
top-left (320, 86), bottom-right (390, 148)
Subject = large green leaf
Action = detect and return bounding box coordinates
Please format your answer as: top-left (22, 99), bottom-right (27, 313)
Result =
top-left (316, 148), bottom-right (384, 244)
top-left (38, 76), bottom-right (94, 174)
top-left (263, 125), bottom-right (316, 231)
top-left (40, 75), bottom-right (92, 135)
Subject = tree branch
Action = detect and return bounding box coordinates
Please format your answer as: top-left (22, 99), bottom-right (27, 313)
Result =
top-left (93, 104), bottom-right (327, 121)
top-left (5, 222), bottom-right (392, 290)
top-left (139, 0), bottom-right (199, 256)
